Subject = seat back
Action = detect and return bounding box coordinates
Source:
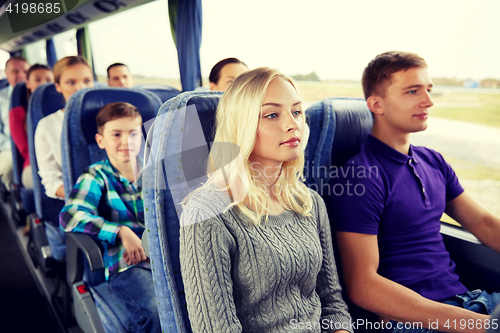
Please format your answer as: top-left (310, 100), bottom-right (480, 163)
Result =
top-left (9, 81), bottom-right (35, 214)
top-left (61, 87), bottom-right (162, 199)
top-left (143, 90), bottom-right (222, 332)
top-left (305, 97), bottom-right (375, 331)
top-left (27, 83), bottom-right (66, 221)
top-left (9, 82), bottom-right (28, 187)
top-left (135, 84), bottom-right (181, 103)
top-left (61, 87), bottom-right (161, 303)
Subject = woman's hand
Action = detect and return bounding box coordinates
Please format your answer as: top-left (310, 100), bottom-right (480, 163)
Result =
top-left (55, 185), bottom-right (65, 198)
top-left (118, 226), bottom-right (147, 265)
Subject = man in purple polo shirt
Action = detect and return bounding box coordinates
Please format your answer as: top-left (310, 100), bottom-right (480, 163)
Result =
top-left (331, 51), bottom-right (500, 333)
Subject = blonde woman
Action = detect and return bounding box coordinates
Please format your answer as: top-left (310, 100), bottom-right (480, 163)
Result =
top-left (179, 68), bottom-right (352, 333)
top-left (35, 56), bottom-right (93, 200)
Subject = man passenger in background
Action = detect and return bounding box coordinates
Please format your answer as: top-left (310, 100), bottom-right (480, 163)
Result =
top-left (0, 56), bottom-right (29, 190)
top-left (107, 63), bottom-right (134, 88)
top-left (331, 51), bottom-right (500, 332)
top-left (209, 57), bottom-right (248, 91)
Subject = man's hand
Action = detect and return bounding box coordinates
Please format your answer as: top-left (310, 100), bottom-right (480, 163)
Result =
top-left (118, 226), bottom-right (147, 265)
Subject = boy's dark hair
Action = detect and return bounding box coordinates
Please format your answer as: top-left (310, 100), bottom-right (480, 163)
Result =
top-left (362, 51), bottom-right (427, 100)
top-left (27, 64), bottom-right (52, 79)
top-left (209, 58), bottom-right (247, 84)
top-left (107, 63), bottom-right (128, 78)
top-left (5, 55), bottom-right (28, 68)
top-left (96, 102), bottom-right (142, 135)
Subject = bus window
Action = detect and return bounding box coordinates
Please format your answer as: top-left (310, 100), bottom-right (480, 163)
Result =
top-left (24, 40), bottom-right (47, 65)
top-left (88, 0), bottom-right (179, 86)
top-left (52, 29), bottom-right (78, 59)
top-left (0, 50), bottom-right (8, 78)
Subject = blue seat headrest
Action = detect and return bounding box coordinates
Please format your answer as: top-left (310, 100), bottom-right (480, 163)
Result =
top-left (62, 87), bottom-right (162, 197)
top-left (330, 99), bottom-right (374, 167)
top-left (67, 87), bottom-right (161, 146)
top-left (10, 82), bottom-right (28, 110)
top-left (305, 98), bottom-right (373, 186)
top-left (186, 94), bottom-right (219, 144)
top-left (29, 82), bottom-right (66, 122)
top-left (135, 84), bottom-right (181, 103)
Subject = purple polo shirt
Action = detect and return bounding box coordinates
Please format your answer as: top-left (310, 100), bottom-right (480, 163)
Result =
top-left (330, 134), bottom-right (468, 301)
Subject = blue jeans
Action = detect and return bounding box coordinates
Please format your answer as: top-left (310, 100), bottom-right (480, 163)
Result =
top-left (383, 290), bottom-right (500, 333)
top-left (110, 266), bottom-right (161, 333)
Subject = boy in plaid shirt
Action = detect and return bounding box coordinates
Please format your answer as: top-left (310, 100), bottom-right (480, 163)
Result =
top-left (60, 102), bottom-right (160, 332)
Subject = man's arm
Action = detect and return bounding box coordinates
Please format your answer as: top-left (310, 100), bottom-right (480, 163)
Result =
top-left (445, 192), bottom-right (500, 252)
top-left (336, 231), bottom-right (489, 333)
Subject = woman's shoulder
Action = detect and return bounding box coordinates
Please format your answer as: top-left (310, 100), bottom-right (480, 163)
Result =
top-left (307, 187), bottom-right (327, 219)
top-left (181, 184), bottom-right (233, 227)
top-left (38, 109), bottom-right (63, 128)
top-left (307, 187), bottom-right (324, 208)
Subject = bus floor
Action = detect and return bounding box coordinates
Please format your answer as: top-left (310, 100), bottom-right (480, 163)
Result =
top-left (0, 196), bottom-right (63, 333)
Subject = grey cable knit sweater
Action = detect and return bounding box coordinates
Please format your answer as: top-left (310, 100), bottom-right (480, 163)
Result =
top-left (179, 186), bottom-right (352, 333)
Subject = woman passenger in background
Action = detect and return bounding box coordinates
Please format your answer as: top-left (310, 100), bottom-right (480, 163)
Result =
top-left (180, 67), bottom-right (352, 332)
top-left (209, 57), bottom-right (248, 91)
top-left (34, 56), bottom-right (93, 200)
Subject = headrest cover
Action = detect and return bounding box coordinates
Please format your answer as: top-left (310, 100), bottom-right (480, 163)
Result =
top-left (186, 94), bottom-right (219, 145)
top-left (29, 82), bottom-right (65, 120)
top-left (70, 88), bottom-right (161, 145)
top-left (305, 97), bottom-right (372, 186)
top-left (330, 99), bottom-right (373, 167)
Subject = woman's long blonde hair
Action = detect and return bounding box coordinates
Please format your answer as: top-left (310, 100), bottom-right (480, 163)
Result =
top-left (53, 56), bottom-right (90, 84)
top-left (196, 67), bottom-right (312, 226)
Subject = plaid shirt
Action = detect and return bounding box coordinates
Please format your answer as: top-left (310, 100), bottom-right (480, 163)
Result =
top-left (60, 159), bottom-right (148, 280)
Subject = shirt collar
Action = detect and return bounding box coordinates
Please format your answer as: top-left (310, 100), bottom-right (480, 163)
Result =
top-left (366, 134), bottom-right (417, 165)
top-left (104, 157), bottom-right (144, 185)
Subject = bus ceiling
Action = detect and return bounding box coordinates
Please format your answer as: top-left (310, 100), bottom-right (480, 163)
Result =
top-left (0, 0), bottom-right (203, 91)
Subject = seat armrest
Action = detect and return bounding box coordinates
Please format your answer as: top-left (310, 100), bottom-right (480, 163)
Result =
top-left (66, 232), bottom-right (104, 285)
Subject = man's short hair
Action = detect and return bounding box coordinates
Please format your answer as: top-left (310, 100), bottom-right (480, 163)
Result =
top-left (5, 55), bottom-right (28, 69)
top-left (96, 102), bottom-right (142, 135)
top-left (209, 58), bottom-right (247, 84)
top-left (362, 51), bottom-right (427, 100)
top-left (107, 63), bottom-right (128, 78)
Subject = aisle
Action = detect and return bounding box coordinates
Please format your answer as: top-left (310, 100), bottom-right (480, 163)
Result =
top-left (0, 199), bottom-right (62, 333)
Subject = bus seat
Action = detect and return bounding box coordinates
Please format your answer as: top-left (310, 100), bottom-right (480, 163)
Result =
top-left (9, 81), bottom-right (35, 224)
top-left (62, 87), bottom-right (161, 333)
top-left (305, 97), bottom-right (376, 332)
top-left (143, 90), bottom-right (222, 332)
top-left (27, 82), bottom-right (66, 272)
top-left (135, 84), bottom-right (181, 103)
top-left (306, 97), bottom-right (500, 328)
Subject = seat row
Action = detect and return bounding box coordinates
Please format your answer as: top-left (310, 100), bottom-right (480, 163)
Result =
top-left (7, 80), bottom-right (500, 332)
top-left (143, 91), bottom-right (500, 332)
top-left (7, 82), bottom-right (177, 332)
